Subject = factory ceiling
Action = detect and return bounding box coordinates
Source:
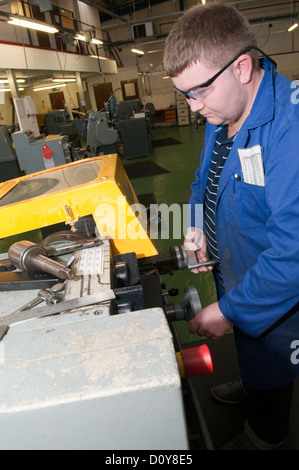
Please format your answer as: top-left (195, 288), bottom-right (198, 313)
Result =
top-left (0, 0), bottom-right (298, 88)
top-left (77, 0), bottom-right (299, 55)
top-left (81, 0), bottom-right (299, 25)
top-left (83, 0), bottom-right (299, 65)
top-left (79, 0), bottom-right (170, 23)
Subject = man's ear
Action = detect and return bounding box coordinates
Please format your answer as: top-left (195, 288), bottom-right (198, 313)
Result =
top-left (235, 54), bottom-right (253, 84)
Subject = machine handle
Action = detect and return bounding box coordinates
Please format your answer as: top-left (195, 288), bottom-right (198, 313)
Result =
top-left (164, 285), bottom-right (202, 322)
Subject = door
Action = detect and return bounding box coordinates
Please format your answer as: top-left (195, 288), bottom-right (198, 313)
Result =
top-left (49, 91), bottom-right (65, 110)
top-left (93, 82), bottom-right (113, 111)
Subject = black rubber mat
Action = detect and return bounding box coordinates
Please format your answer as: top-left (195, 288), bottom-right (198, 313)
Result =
top-left (124, 161), bottom-right (170, 179)
top-left (137, 192), bottom-right (158, 207)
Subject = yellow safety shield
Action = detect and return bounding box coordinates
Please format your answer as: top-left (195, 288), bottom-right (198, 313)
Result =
top-left (0, 154), bottom-right (158, 258)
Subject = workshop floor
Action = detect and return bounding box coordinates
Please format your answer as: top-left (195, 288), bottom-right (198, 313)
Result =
top-left (1, 121), bottom-right (298, 450)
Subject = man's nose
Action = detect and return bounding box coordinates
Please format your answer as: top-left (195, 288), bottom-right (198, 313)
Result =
top-left (187, 97), bottom-right (204, 113)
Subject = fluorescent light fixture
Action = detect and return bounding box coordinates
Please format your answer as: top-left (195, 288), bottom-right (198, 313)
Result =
top-left (288, 23), bottom-right (298, 32)
top-left (163, 76), bottom-right (169, 79)
top-left (91, 38), bottom-right (103, 45)
top-left (52, 78), bottom-right (76, 82)
top-left (75, 34), bottom-right (86, 41)
top-left (131, 48), bottom-right (144, 55)
top-left (33, 84), bottom-right (67, 92)
top-left (147, 49), bottom-right (164, 54)
top-left (0, 88), bottom-right (24, 92)
top-left (0, 79), bottom-right (25, 83)
top-left (90, 55), bottom-right (109, 60)
top-left (75, 34), bottom-right (103, 45)
top-left (7, 16), bottom-right (58, 34)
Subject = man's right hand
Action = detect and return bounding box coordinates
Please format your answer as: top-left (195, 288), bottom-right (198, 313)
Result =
top-left (184, 227), bottom-right (212, 273)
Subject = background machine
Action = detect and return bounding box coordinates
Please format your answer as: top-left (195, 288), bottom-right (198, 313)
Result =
top-left (0, 125), bottom-right (23, 182)
top-left (105, 95), bottom-right (152, 159)
top-left (12, 131), bottom-right (72, 174)
top-left (3, 95), bottom-right (154, 181)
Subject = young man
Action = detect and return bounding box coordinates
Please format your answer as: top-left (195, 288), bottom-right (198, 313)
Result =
top-left (164, 3), bottom-right (299, 450)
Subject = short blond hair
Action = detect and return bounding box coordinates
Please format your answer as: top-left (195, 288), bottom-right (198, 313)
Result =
top-left (164, 2), bottom-right (259, 77)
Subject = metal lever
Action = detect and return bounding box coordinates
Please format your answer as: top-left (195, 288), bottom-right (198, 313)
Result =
top-left (179, 247), bottom-right (219, 271)
top-left (137, 245), bottom-right (219, 275)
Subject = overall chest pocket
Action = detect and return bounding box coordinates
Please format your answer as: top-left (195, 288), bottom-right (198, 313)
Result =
top-left (226, 178), bottom-right (270, 231)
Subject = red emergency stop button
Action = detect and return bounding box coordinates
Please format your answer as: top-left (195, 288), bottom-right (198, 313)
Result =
top-left (42, 144), bottom-right (53, 159)
top-left (176, 344), bottom-right (213, 377)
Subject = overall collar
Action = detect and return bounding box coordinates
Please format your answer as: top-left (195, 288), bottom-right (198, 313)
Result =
top-left (243, 57), bottom-right (276, 129)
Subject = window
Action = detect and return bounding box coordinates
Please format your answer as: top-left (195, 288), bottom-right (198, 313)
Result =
top-left (10, 1), bottom-right (31, 17)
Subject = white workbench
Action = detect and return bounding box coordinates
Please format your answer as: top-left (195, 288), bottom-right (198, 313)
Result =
top-left (0, 305), bottom-right (189, 450)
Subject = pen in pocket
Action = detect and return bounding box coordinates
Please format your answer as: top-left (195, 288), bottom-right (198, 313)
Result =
top-left (233, 173), bottom-right (241, 192)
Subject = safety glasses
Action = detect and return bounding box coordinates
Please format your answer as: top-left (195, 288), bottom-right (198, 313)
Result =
top-left (174, 45), bottom-right (277, 100)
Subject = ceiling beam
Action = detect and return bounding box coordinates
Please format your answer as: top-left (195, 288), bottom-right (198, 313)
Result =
top-left (79, 0), bottom-right (128, 23)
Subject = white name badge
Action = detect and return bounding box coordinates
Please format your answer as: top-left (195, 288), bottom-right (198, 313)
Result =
top-left (238, 145), bottom-right (265, 187)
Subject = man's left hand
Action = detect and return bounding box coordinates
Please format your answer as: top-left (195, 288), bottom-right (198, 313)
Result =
top-left (189, 302), bottom-right (232, 340)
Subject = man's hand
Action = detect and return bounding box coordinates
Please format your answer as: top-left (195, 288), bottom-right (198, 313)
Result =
top-left (184, 226), bottom-right (203, 251)
top-left (189, 302), bottom-right (232, 340)
top-left (184, 227), bottom-right (212, 273)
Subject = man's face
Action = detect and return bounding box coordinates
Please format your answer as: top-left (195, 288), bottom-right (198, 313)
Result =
top-left (172, 60), bottom-right (247, 128)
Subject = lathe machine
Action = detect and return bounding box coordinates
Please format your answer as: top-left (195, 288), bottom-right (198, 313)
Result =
top-left (0, 155), bottom-right (215, 450)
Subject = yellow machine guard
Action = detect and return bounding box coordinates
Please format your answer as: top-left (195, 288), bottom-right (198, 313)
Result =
top-left (0, 154), bottom-right (158, 258)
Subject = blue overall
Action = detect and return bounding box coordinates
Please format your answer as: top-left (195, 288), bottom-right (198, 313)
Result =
top-left (188, 58), bottom-right (299, 390)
